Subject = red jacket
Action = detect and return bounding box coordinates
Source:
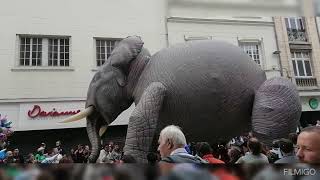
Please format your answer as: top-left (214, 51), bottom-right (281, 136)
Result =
top-left (202, 154), bottom-right (225, 164)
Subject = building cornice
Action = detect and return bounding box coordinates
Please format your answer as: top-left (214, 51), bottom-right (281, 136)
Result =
top-left (0, 97), bottom-right (85, 103)
top-left (299, 91), bottom-right (320, 97)
top-left (167, 16), bottom-right (274, 26)
top-left (169, 0), bottom-right (299, 10)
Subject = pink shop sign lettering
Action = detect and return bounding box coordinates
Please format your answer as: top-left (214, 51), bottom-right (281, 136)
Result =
top-left (27, 105), bottom-right (81, 118)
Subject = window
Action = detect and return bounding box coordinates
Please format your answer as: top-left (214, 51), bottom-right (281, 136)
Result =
top-left (285, 17), bottom-right (307, 42)
top-left (48, 38), bottom-right (69, 66)
top-left (18, 35), bottom-right (70, 67)
top-left (291, 51), bottom-right (313, 77)
top-left (285, 17), bottom-right (305, 31)
top-left (95, 39), bottom-right (120, 66)
top-left (20, 37), bottom-right (42, 66)
top-left (240, 42), bottom-right (262, 66)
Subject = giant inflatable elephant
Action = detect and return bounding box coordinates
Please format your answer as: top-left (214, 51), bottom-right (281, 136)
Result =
top-left (63, 36), bottom-right (301, 163)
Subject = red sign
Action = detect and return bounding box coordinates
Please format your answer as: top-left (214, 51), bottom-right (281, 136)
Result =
top-left (28, 105), bottom-right (81, 118)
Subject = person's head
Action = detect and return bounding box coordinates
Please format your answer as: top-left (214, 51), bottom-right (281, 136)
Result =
top-left (13, 148), bottom-right (19, 156)
top-left (296, 126), bottom-right (320, 164)
top-left (247, 138), bottom-right (262, 155)
top-left (198, 142), bottom-right (212, 157)
top-left (27, 153), bottom-right (34, 161)
top-left (114, 144), bottom-right (120, 152)
top-left (56, 141), bottom-right (61, 147)
top-left (108, 142), bottom-right (114, 152)
top-left (278, 138), bottom-right (294, 155)
top-left (108, 141), bottom-right (114, 148)
top-left (6, 151), bottom-right (13, 158)
top-left (77, 144), bottom-right (83, 150)
top-left (272, 139), bottom-right (280, 149)
top-left (228, 146), bottom-right (242, 162)
top-left (248, 132), bottom-right (254, 138)
top-left (52, 147), bottom-right (59, 155)
top-left (103, 144), bottom-right (109, 151)
top-left (288, 133), bottom-right (298, 145)
top-left (85, 145), bottom-right (90, 151)
top-left (157, 125), bottom-right (187, 158)
top-left (41, 142), bottom-right (46, 148)
top-left (37, 147), bottom-right (45, 154)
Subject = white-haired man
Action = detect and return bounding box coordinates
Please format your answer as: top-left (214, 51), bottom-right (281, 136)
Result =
top-left (158, 125), bottom-right (206, 163)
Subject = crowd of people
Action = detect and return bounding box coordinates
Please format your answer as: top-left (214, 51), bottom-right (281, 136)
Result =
top-left (0, 121), bottom-right (320, 165)
top-left (0, 123), bottom-right (319, 179)
top-left (156, 124), bottom-right (320, 165)
top-left (0, 140), bottom-right (126, 164)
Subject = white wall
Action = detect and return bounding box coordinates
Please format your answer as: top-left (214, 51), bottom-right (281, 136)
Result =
top-left (0, 0), bottom-right (167, 100)
top-left (168, 0), bottom-right (301, 18)
top-left (167, 19), bottom-right (281, 77)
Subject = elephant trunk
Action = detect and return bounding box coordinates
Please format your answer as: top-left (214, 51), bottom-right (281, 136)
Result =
top-left (86, 117), bottom-right (101, 163)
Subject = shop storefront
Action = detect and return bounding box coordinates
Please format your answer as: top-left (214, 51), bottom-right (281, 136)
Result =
top-left (0, 100), bottom-right (133, 155)
top-left (300, 96), bottom-right (320, 127)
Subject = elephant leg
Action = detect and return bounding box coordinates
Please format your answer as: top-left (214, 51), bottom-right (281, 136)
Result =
top-left (251, 77), bottom-right (301, 146)
top-left (124, 82), bottom-right (166, 163)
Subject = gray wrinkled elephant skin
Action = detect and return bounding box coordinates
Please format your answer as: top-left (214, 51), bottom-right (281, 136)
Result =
top-left (84, 36), bottom-right (301, 163)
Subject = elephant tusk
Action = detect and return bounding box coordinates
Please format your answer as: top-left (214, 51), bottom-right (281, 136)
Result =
top-left (99, 125), bottom-right (108, 137)
top-left (59, 106), bottom-right (94, 123)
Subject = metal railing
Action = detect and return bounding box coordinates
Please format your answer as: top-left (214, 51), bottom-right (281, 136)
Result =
top-left (295, 77), bottom-right (317, 87)
top-left (287, 29), bottom-right (307, 42)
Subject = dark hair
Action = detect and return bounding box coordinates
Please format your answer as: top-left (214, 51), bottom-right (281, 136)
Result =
top-left (198, 142), bottom-right (212, 156)
top-left (288, 133), bottom-right (298, 145)
top-left (228, 146), bottom-right (242, 164)
top-left (247, 138), bottom-right (261, 155)
top-left (278, 138), bottom-right (294, 154)
top-left (272, 140), bottom-right (280, 149)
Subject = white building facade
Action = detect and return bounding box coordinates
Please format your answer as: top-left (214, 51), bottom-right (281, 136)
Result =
top-left (0, 0), bottom-right (167, 133)
top-left (0, 0), bottom-right (305, 150)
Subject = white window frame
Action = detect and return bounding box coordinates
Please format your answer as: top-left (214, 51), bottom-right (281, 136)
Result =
top-left (291, 51), bottom-right (313, 78)
top-left (94, 38), bottom-right (122, 67)
top-left (13, 35), bottom-right (73, 71)
top-left (238, 40), bottom-right (264, 68)
top-left (48, 38), bottom-right (70, 67)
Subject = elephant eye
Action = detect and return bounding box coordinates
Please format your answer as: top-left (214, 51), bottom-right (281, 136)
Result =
top-left (262, 106), bottom-right (274, 112)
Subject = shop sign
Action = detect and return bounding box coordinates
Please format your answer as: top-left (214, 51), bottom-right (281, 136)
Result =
top-left (27, 105), bottom-right (81, 118)
top-left (309, 98), bottom-right (319, 110)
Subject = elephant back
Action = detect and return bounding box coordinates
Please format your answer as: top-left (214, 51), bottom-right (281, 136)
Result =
top-left (135, 40), bottom-right (267, 143)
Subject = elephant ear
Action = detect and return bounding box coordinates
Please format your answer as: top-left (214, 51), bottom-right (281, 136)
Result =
top-left (109, 36), bottom-right (144, 86)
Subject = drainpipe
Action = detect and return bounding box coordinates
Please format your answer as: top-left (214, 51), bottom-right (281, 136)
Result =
top-left (272, 17), bottom-right (284, 78)
top-left (164, 0), bottom-right (169, 47)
